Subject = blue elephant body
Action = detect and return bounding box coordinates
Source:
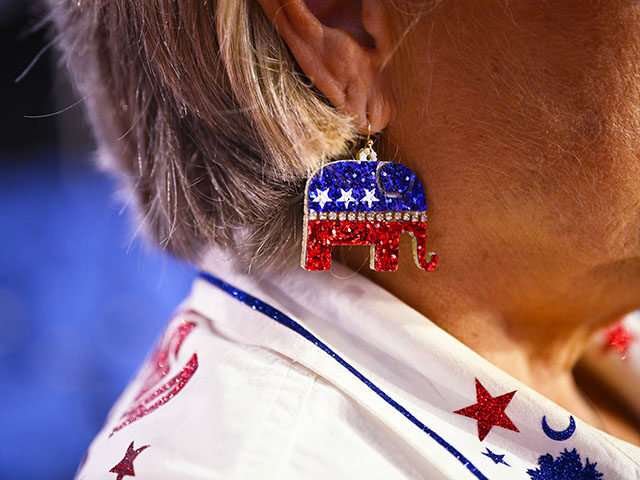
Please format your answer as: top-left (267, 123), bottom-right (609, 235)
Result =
top-left (305, 160), bottom-right (427, 213)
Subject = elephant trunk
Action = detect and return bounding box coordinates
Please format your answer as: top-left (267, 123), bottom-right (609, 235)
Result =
top-left (405, 222), bottom-right (438, 272)
top-left (418, 250), bottom-right (438, 272)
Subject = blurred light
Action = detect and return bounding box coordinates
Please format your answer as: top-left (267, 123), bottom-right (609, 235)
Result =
top-left (0, 156), bottom-right (193, 479)
top-left (0, 287), bottom-right (28, 355)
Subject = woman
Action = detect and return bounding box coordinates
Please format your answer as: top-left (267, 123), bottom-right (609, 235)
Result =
top-left (48, 0), bottom-right (640, 478)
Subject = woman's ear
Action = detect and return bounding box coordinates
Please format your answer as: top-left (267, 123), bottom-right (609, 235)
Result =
top-left (256, 0), bottom-right (393, 133)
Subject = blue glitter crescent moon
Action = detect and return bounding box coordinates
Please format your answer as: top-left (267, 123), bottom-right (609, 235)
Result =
top-left (542, 415), bottom-right (576, 441)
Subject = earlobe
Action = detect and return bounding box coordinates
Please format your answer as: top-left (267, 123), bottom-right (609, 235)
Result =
top-left (256, 0), bottom-right (392, 133)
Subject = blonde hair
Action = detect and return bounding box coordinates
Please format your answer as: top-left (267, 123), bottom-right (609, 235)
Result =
top-left (47, 0), bottom-right (357, 271)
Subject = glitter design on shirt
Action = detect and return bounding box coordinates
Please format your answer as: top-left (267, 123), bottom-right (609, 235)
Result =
top-left (603, 321), bottom-right (634, 360)
top-left (542, 415), bottom-right (576, 441)
top-left (134, 316), bottom-right (197, 401)
top-left (527, 448), bottom-right (603, 480)
top-left (453, 378), bottom-right (519, 441)
top-left (107, 312), bottom-right (200, 436)
top-left (482, 448), bottom-right (510, 467)
top-left (198, 271), bottom-right (491, 480)
top-left (110, 353), bottom-right (198, 437)
top-left (109, 441), bottom-right (149, 479)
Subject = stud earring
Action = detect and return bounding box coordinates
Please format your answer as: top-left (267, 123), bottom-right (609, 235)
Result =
top-left (301, 124), bottom-right (438, 272)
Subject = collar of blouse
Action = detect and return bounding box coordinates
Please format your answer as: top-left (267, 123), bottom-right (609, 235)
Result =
top-left (192, 248), bottom-right (640, 477)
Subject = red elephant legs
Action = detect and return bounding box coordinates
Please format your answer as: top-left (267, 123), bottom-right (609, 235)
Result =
top-left (303, 220), bottom-right (438, 272)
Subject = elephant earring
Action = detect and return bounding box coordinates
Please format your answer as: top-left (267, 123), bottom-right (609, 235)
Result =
top-left (301, 125), bottom-right (438, 272)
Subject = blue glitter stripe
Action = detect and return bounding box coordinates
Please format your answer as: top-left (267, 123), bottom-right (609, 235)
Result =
top-left (199, 271), bottom-right (490, 480)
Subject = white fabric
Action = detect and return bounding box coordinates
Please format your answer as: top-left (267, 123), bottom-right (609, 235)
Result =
top-left (77, 250), bottom-right (640, 479)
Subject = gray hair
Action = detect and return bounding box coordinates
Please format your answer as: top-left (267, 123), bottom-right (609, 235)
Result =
top-left (47, 0), bottom-right (357, 271)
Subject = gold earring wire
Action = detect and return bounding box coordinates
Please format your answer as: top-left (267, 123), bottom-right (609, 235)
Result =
top-left (357, 120), bottom-right (376, 161)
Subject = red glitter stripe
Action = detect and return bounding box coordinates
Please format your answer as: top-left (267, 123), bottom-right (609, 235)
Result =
top-left (304, 220), bottom-right (437, 271)
top-left (134, 315), bottom-right (198, 401)
top-left (110, 353), bottom-right (199, 437)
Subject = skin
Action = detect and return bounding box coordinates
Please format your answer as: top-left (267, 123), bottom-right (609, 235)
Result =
top-left (258, 0), bottom-right (640, 445)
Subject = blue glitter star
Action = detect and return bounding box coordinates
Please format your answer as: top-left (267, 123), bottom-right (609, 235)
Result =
top-left (482, 448), bottom-right (510, 466)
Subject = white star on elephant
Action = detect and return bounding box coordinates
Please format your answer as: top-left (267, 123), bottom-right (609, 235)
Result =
top-left (311, 188), bottom-right (332, 208)
top-left (360, 189), bottom-right (379, 208)
top-left (337, 188), bottom-right (356, 208)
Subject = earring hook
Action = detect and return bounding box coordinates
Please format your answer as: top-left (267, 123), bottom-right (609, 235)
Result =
top-left (356, 119), bottom-right (377, 161)
top-left (365, 121), bottom-right (373, 148)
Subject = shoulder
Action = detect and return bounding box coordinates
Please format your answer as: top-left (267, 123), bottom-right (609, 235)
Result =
top-left (75, 308), bottom-right (322, 479)
top-left (76, 304), bottom-right (439, 480)
top-left (76, 266), bottom-right (480, 480)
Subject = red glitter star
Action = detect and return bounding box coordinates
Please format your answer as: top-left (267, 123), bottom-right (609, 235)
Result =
top-left (454, 379), bottom-right (519, 441)
top-left (604, 321), bottom-right (634, 360)
top-left (109, 442), bottom-right (149, 480)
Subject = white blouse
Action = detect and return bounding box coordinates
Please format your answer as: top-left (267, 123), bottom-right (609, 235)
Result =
top-left (76, 250), bottom-right (640, 479)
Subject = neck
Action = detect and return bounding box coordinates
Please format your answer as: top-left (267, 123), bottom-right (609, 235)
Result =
top-left (340, 236), bottom-right (623, 425)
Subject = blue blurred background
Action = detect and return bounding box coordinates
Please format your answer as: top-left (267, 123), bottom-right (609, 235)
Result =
top-left (0, 2), bottom-right (194, 479)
